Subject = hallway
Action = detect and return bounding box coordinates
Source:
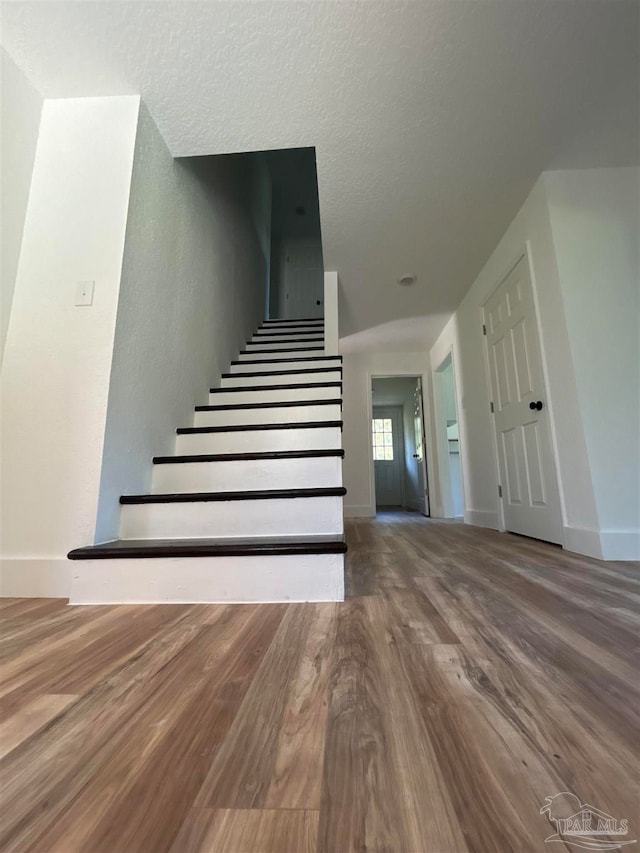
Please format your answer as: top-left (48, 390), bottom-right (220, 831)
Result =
top-left (1, 515), bottom-right (638, 852)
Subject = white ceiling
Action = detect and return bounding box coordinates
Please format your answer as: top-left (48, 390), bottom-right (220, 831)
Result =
top-left (372, 377), bottom-right (419, 408)
top-left (2, 1), bottom-right (638, 349)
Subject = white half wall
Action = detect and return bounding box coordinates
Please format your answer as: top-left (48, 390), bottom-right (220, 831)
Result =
top-left (1, 48), bottom-right (43, 364)
top-left (0, 96), bottom-right (140, 597)
top-left (324, 271), bottom-right (339, 355)
top-left (544, 168), bottom-right (640, 560)
top-left (94, 106), bottom-right (267, 542)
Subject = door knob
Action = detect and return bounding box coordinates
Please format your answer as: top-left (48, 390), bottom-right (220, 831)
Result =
top-left (529, 400), bottom-right (543, 411)
top-left (316, 300), bottom-right (322, 306)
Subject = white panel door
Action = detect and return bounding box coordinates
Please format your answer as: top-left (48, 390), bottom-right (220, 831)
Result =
top-left (373, 407), bottom-right (403, 507)
top-left (484, 255), bottom-right (563, 544)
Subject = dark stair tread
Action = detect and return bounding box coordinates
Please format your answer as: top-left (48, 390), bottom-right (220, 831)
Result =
top-left (195, 399), bottom-right (342, 412)
top-left (254, 328), bottom-right (325, 336)
top-left (209, 381), bottom-right (342, 393)
top-left (262, 318), bottom-right (324, 324)
top-left (177, 420), bottom-right (343, 434)
top-left (120, 487), bottom-right (347, 505)
top-left (232, 355), bottom-right (341, 365)
top-left (69, 534), bottom-right (347, 560)
top-left (247, 335), bottom-right (323, 342)
top-left (222, 367), bottom-right (341, 379)
top-left (153, 449), bottom-right (345, 464)
top-left (240, 347), bottom-right (325, 355)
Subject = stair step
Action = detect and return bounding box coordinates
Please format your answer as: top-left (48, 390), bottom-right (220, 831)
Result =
top-left (224, 367), bottom-right (341, 378)
top-left (262, 317), bottom-right (324, 325)
top-left (245, 342), bottom-right (324, 353)
top-left (69, 551), bottom-right (344, 604)
top-left (254, 329), bottom-right (324, 338)
top-left (195, 399), bottom-right (341, 412)
top-left (252, 330), bottom-right (323, 339)
top-left (119, 491), bottom-right (344, 538)
top-left (222, 367), bottom-right (341, 379)
top-left (69, 534), bottom-right (347, 560)
top-left (247, 335), bottom-right (324, 343)
top-left (177, 420), bottom-right (342, 435)
top-left (229, 359), bottom-right (341, 375)
top-left (220, 370), bottom-right (339, 388)
top-left (231, 355), bottom-right (341, 365)
top-left (121, 486), bottom-right (346, 504)
top-left (208, 383), bottom-right (341, 406)
top-left (151, 449), bottom-right (343, 493)
top-left (193, 401), bottom-right (341, 428)
top-left (154, 449), bottom-right (344, 463)
top-left (175, 421), bottom-right (342, 455)
top-left (240, 346), bottom-right (325, 356)
top-left (236, 349), bottom-right (328, 362)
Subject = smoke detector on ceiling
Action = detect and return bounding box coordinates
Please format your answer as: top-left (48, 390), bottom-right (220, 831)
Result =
top-left (397, 273), bottom-right (417, 287)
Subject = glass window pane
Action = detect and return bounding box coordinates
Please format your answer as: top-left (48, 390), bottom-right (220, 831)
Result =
top-left (383, 433), bottom-right (392, 446)
top-left (383, 419), bottom-right (392, 431)
top-left (373, 419), bottom-right (383, 431)
top-left (384, 447), bottom-right (394, 460)
top-left (374, 447), bottom-right (385, 460)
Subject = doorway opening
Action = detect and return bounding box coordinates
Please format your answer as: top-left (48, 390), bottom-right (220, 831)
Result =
top-left (265, 147), bottom-right (324, 320)
top-left (370, 376), bottom-right (430, 516)
top-left (434, 354), bottom-right (465, 518)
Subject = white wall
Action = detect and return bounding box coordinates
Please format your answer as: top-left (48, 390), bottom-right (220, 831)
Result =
top-left (427, 171), bottom-right (639, 559)
top-left (342, 351), bottom-right (434, 517)
top-left (545, 168), bottom-right (640, 559)
top-left (1, 48), bottom-right (43, 363)
top-left (94, 106), bottom-right (268, 541)
top-left (1, 96), bottom-right (140, 596)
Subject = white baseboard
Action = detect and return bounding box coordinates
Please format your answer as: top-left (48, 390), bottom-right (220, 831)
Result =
top-left (562, 526), bottom-right (640, 561)
top-left (344, 504), bottom-right (375, 518)
top-left (0, 559), bottom-right (71, 598)
top-left (562, 526), bottom-right (603, 559)
top-left (598, 529), bottom-right (640, 561)
top-left (464, 509), bottom-right (500, 530)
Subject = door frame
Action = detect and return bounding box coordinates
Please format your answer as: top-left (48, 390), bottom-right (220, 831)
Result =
top-left (367, 372), bottom-right (432, 517)
top-left (372, 404), bottom-right (406, 509)
top-left (480, 245), bottom-right (566, 541)
top-left (432, 348), bottom-right (466, 519)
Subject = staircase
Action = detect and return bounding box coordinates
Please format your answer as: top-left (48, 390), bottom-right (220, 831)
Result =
top-left (68, 317), bottom-right (346, 604)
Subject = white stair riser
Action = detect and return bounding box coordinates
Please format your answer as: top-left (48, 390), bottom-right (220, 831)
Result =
top-left (237, 349), bottom-right (326, 362)
top-left (250, 332), bottom-right (323, 344)
top-left (151, 456), bottom-right (343, 493)
top-left (70, 553), bottom-right (344, 604)
top-left (261, 325), bottom-right (324, 333)
top-left (229, 358), bottom-right (341, 374)
top-left (221, 371), bottom-right (339, 388)
top-left (244, 340), bottom-right (324, 352)
top-left (208, 386), bottom-right (340, 405)
top-left (175, 426), bottom-right (341, 455)
top-left (120, 496), bottom-right (344, 539)
top-left (193, 403), bottom-right (341, 427)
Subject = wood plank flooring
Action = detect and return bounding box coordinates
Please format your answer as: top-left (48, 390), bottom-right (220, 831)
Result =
top-left (1, 513), bottom-right (638, 852)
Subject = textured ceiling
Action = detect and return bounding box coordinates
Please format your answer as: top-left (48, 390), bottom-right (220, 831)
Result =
top-left (2, 1), bottom-right (638, 349)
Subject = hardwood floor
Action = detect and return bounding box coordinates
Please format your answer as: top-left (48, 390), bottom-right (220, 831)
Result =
top-left (1, 513), bottom-right (638, 852)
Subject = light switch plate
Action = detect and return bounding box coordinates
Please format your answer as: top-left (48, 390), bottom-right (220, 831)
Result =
top-left (75, 280), bottom-right (95, 306)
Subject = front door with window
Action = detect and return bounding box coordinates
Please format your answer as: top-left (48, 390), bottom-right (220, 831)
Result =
top-left (372, 407), bottom-right (403, 507)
